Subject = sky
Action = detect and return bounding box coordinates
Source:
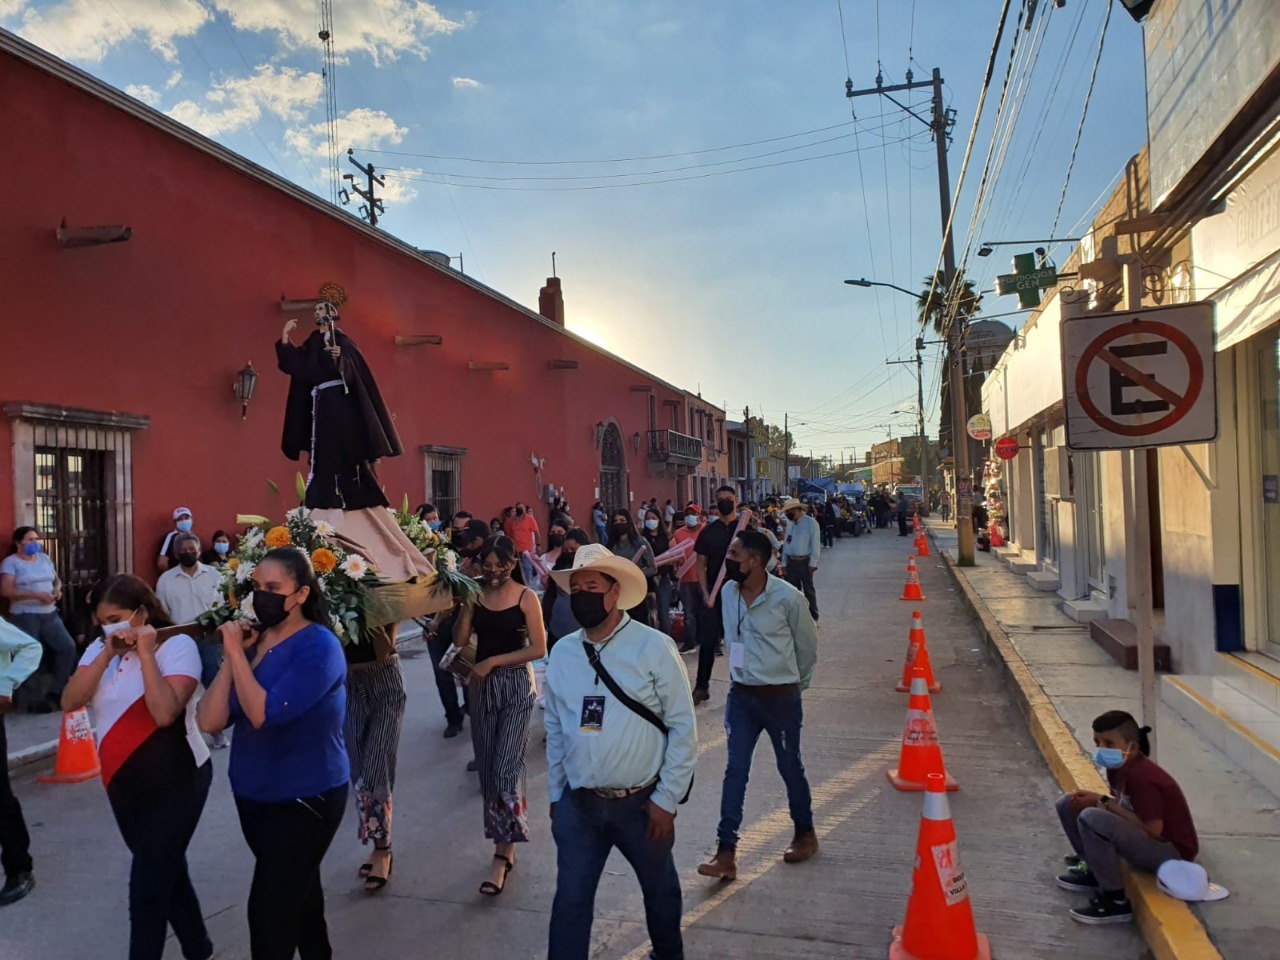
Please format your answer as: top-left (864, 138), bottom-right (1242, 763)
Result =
top-left (1, 0), bottom-right (1149, 463)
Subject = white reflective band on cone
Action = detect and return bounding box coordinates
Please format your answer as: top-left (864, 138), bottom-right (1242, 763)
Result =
top-left (909, 676), bottom-right (930, 696)
top-left (922, 788), bottom-right (951, 822)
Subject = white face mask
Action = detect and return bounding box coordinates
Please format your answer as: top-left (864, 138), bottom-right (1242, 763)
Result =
top-left (645, 518), bottom-right (660, 531)
top-left (685, 516), bottom-right (698, 528)
top-left (102, 620), bottom-right (132, 638)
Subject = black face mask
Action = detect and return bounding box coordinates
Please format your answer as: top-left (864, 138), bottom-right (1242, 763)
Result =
top-left (570, 590), bottom-right (611, 628)
top-left (547, 534), bottom-right (565, 549)
top-left (553, 550), bottom-right (576, 570)
top-left (177, 554), bottom-right (199, 569)
top-left (252, 590), bottom-right (294, 629)
top-left (717, 499), bottom-right (735, 516)
top-left (724, 559), bottom-right (748, 583)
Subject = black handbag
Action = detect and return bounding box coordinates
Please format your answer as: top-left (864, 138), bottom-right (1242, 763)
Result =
top-left (582, 640), bottom-right (693, 804)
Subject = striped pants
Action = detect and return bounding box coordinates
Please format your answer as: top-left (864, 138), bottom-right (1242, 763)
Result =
top-left (345, 655), bottom-right (406, 848)
top-left (469, 664), bottom-right (535, 844)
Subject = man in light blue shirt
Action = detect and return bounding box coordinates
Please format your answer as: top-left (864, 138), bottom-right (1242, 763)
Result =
top-left (544, 544), bottom-right (696, 960)
top-left (780, 498), bottom-right (822, 622)
top-left (0, 616), bottom-right (42, 905)
top-left (699, 529), bottom-right (818, 881)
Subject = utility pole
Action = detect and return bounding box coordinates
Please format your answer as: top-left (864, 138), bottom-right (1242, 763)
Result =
top-left (784, 412), bottom-right (790, 496)
top-left (847, 65), bottom-right (974, 562)
top-left (887, 336), bottom-right (930, 510)
top-left (342, 149), bottom-right (385, 227)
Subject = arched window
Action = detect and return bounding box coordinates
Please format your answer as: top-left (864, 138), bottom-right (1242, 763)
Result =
top-left (599, 423), bottom-right (625, 512)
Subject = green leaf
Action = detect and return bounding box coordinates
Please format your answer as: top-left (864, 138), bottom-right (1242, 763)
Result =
top-left (296, 472), bottom-right (307, 505)
top-left (266, 478), bottom-right (279, 495)
top-left (401, 492), bottom-right (411, 516)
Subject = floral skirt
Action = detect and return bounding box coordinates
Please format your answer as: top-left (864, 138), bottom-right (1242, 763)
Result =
top-left (469, 664), bottom-right (536, 843)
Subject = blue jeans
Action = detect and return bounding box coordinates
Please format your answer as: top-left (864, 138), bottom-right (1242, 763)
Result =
top-left (677, 582), bottom-right (702, 649)
top-left (654, 578), bottom-right (674, 637)
top-left (549, 788), bottom-right (684, 960)
top-left (717, 683), bottom-right (813, 848)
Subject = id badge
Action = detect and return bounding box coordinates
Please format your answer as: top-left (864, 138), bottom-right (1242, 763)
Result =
top-left (729, 642), bottom-right (745, 671)
top-left (580, 695), bottom-right (605, 733)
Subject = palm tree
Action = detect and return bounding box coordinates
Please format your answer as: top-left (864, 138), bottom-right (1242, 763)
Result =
top-left (917, 271), bottom-right (984, 460)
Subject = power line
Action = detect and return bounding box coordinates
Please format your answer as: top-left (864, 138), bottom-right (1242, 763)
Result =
top-left (358, 121), bottom-right (853, 166)
top-left (1050, 0), bottom-right (1112, 239)
top-left (836, 0), bottom-right (852, 77)
top-left (382, 138), bottom-right (914, 191)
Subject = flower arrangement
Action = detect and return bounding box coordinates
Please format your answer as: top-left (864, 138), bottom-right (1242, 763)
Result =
top-left (196, 493), bottom-right (478, 645)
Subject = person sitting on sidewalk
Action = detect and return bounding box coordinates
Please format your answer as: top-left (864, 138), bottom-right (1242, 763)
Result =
top-left (1055, 709), bottom-right (1199, 925)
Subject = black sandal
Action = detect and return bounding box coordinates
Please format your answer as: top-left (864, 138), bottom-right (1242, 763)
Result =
top-left (478, 854), bottom-right (514, 896)
top-left (364, 850), bottom-right (393, 893)
top-left (358, 862), bottom-right (373, 879)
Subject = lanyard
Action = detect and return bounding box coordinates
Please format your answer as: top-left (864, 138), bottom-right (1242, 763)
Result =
top-left (587, 615), bottom-right (631, 686)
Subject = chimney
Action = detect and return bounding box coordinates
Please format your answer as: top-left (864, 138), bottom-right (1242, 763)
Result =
top-left (539, 276), bottom-right (565, 325)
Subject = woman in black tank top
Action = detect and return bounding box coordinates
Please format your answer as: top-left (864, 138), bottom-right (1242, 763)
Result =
top-left (452, 535), bottom-right (547, 896)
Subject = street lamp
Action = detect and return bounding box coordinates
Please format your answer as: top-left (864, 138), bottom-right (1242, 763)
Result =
top-left (232, 361), bottom-right (258, 420)
top-left (844, 277), bottom-right (919, 298)
top-left (977, 238), bottom-right (1081, 257)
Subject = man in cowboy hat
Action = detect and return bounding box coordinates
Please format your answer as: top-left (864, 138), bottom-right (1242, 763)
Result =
top-left (543, 544), bottom-right (697, 960)
top-left (779, 499), bottom-right (821, 622)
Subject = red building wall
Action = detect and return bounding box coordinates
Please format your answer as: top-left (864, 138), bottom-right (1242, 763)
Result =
top-left (0, 45), bottom-right (686, 573)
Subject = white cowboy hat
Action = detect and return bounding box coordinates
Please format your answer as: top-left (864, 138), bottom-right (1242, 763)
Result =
top-left (780, 499), bottom-right (806, 513)
top-left (548, 542), bottom-right (648, 610)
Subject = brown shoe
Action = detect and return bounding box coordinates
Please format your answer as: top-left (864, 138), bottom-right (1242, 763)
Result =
top-left (692, 687), bottom-right (710, 706)
top-left (697, 844), bottom-right (737, 881)
top-left (783, 830), bottom-right (819, 864)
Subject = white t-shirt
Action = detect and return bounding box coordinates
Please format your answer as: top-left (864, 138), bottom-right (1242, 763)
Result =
top-left (80, 634), bottom-right (210, 789)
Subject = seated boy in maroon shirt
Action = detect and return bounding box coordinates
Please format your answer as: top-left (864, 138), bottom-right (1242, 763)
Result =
top-left (1054, 710), bottom-right (1199, 925)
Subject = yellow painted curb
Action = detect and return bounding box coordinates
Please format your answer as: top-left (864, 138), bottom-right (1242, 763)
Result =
top-left (934, 536), bottom-right (1223, 960)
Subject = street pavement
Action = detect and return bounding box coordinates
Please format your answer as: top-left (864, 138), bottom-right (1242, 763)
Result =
top-left (0, 525), bottom-right (1147, 959)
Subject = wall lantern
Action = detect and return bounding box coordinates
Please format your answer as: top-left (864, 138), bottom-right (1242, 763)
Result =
top-left (633, 431), bottom-right (642, 455)
top-left (233, 361), bottom-right (259, 419)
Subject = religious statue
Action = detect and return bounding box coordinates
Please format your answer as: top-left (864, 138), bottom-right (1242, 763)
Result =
top-left (277, 300), bottom-right (401, 509)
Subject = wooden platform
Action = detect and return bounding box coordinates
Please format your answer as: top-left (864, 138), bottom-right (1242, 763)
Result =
top-left (1088, 618), bottom-right (1171, 671)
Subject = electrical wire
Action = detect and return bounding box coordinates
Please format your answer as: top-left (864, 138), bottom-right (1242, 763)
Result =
top-left (1049, 0), bottom-right (1112, 239)
top-left (836, 0), bottom-right (852, 78)
top-left (382, 137), bottom-right (915, 191)
top-left (358, 122), bottom-right (852, 165)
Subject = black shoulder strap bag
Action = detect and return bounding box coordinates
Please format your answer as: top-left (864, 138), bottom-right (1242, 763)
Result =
top-left (582, 639), bottom-right (693, 804)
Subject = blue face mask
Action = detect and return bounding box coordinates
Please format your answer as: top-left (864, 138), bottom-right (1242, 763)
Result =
top-left (22, 542), bottom-right (41, 557)
top-left (428, 520), bottom-right (442, 532)
top-left (214, 542), bottom-right (230, 555)
top-left (176, 519), bottom-right (193, 533)
top-left (1093, 747), bottom-right (1127, 769)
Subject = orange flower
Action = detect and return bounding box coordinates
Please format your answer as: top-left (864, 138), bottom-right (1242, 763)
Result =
top-left (264, 525), bottom-right (293, 549)
top-left (311, 548), bottom-right (338, 575)
top-left (227, 557), bottom-right (240, 571)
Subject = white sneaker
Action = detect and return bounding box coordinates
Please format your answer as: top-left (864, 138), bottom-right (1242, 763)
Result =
top-left (210, 732), bottom-right (229, 750)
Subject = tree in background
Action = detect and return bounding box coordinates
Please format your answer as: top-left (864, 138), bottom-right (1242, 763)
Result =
top-left (917, 271), bottom-right (984, 458)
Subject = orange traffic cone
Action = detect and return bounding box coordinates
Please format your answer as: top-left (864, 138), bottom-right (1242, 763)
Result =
top-left (897, 612), bottom-right (942, 693)
top-left (912, 513), bottom-right (921, 533)
top-left (888, 668), bottom-right (957, 791)
top-left (888, 773), bottom-right (991, 960)
top-left (900, 556), bottom-right (926, 601)
top-left (37, 708), bottom-right (100, 784)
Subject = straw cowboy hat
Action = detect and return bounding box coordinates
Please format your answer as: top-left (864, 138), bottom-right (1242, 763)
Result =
top-left (548, 543), bottom-right (648, 610)
top-left (780, 499), bottom-right (807, 514)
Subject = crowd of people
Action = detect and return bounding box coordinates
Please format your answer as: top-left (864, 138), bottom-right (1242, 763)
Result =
top-left (0, 486), bottom-right (1207, 956)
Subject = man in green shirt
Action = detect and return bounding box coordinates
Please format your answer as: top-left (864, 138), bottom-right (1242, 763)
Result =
top-left (698, 530), bottom-right (819, 881)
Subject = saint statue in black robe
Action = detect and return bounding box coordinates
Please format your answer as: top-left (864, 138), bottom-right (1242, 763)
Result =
top-left (277, 301), bottom-right (402, 510)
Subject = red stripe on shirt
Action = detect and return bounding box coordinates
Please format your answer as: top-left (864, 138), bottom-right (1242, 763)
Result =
top-left (98, 697), bottom-right (159, 788)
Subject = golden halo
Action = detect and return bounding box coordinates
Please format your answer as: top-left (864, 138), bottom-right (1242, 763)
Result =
top-left (318, 282), bottom-right (347, 307)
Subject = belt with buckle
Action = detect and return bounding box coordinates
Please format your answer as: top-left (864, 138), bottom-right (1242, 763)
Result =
top-left (585, 777), bottom-right (658, 800)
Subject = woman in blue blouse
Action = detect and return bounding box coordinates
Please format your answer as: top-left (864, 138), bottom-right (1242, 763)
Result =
top-left (197, 547), bottom-right (349, 960)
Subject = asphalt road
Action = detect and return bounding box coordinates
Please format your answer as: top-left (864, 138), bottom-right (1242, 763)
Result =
top-left (0, 525), bottom-right (1147, 959)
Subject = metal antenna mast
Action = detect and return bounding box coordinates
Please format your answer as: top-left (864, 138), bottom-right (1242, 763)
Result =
top-left (318, 0), bottom-right (339, 203)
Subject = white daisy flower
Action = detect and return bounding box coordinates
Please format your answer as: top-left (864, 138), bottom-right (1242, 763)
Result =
top-left (340, 554), bottom-right (369, 579)
top-left (444, 551), bottom-right (458, 574)
top-left (314, 519), bottom-right (335, 538)
top-left (235, 562), bottom-right (256, 584)
top-left (239, 594), bottom-right (256, 621)
top-left (243, 527), bottom-right (264, 549)
top-left (286, 506), bottom-right (310, 522)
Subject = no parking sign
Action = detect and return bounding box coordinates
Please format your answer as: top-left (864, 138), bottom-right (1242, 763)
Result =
top-left (1061, 303), bottom-right (1217, 451)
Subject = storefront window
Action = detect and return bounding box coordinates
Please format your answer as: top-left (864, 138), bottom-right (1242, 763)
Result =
top-left (1260, 329), bottom-right (1280, 652)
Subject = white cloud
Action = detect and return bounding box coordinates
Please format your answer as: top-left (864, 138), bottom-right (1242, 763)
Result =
top-left (378, 167), bottom-right (421, 205)
top-left (165, 70), bottom-right (183, 90)
top-left (168, 65), bottom-right (323, 137)
top-left (2, 0), bottom-right (209, 63)
top-left (285, 106), bottom-right (407, 156)
top-left (125, 83), bottom-right (160, 106)
top-left (212, 0), bottom-right (467, 65)
top-left (451, 76), bottom-right (482, 89)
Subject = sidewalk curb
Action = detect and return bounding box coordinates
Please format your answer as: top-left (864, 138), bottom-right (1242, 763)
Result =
top-left (7, 738), bottom-right (58, 775)
top-left (934, 534), bottom-right (1223, 960)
